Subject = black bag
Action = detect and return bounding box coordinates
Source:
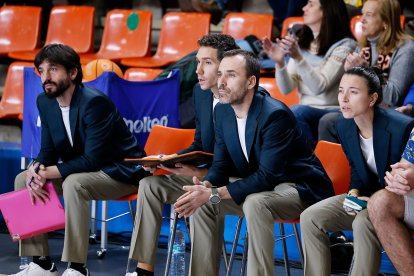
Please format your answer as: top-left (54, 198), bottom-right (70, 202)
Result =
top-left (330, 231), bottom-right (354, 273)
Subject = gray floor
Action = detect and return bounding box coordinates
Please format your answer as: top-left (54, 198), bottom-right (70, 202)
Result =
top-left (0, 229), bottom-right (306, 276)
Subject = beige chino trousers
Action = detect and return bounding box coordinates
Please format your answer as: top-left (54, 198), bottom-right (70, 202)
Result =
top-left (189, 183), bottom-right (309, 276)
top-left (300, 194), bottom-right (381, 276)
top-left (15, 170), bottom-right (138, 264)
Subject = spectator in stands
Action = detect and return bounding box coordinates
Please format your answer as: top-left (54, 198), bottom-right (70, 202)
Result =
top-left (175, 49), bottom-right (333, 276)
top-left (262, 0), bottom-right (356, 148)
top-left (368, 126), bottom-right (414, 275)
top-left (319, 0), bottom-right (414, 142)
top-left (300, 67), bottom-right (414, 276)
top-left (10, 44), bottom-right (149, 276)
top-left (125, 34), bottom-right (239, 276)
top-left (266, 0), bottom-right (306, 31)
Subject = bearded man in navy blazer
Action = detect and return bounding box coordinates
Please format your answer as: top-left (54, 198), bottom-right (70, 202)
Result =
top-left (175, 49), bottom-right (334, 276)
top-left (11, 44), bottom-right (149, 276)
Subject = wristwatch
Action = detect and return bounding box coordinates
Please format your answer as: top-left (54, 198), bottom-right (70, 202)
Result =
top-left (209, 186), bottom-right (221, 204)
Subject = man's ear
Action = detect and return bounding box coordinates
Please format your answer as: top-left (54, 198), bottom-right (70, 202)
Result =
top-left (247, 75), bottom-right (256, 90)
top-left (69, 68), bottom-right (78, 81)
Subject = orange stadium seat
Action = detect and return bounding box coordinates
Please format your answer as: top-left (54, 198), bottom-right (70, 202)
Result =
top-left (281, 16), bottom-right (304, 38)
top-left (123, 68), bottom-right (163, 81)
top-left (8, 6), bottom-right (95, 61)
top-left (0, 62), bottom-right (34, 120)
top-left (351, 15), bottom-right (406, 41)
top-left (222, 12), bottom-right (273, 40)
top-left (79, 9), bottom-right (152, 64)
top-left (259, 77), bottom-right (300, 107)
top-left (120, 12), bottom-right (211, 68)
top-left (0, 6), bottom-right (42, 56)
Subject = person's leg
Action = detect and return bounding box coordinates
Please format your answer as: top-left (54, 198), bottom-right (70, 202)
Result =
top-left (242, 183), bottom-right (309, 276)
top-left (61, 171), bottom-right (138, 265)
top-left (349, 209), bottom-right (381, 276)
top-left (290, 105), bottom-right (336, 148)
top-left (189, 198), bottom-right (243, 276)
top-left (368, 189), bottom-right (414, 275)
top-left (318, 111), bottom-right (341, 143)
top-left (128, 174), bottom-right (193, 272)
top-left (300, 194), bottom-right (355, 276)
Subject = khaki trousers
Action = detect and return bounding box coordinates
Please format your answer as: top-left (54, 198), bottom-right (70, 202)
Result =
top-left (128, 174), bottom-right (193, 265)
top-left (300, 194), bottom-right (381, 276)
top-left (189, 183), bottom-right (308, 276)
top-left (15, 170), bottom-right (138, 263)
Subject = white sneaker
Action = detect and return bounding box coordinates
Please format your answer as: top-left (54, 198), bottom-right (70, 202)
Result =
top-left (9, 262), bottom-right (58, 276)
top-left (125, 273), bottom-right (137, 276)
top-left (62, 268), bottom-right (89, 276)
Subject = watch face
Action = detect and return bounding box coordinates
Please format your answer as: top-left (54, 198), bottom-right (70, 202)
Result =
top-left (210, 195), bottom-right (221, 204)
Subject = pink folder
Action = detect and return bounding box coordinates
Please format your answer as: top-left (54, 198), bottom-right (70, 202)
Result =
top-left (0, 182), bottom-right (65, 241)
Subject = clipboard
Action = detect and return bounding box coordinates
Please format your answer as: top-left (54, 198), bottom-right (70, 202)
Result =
top-left (0, 182), bottom-right (65, 241)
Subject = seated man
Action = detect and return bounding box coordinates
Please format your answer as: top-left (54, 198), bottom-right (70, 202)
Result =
top-left (11, 44), bottom-right (149, 276)
top-left (126, 33), bottom-right (240, 276)
top-left (369, 129), bottom-right (414, 276)
top-left (174, 49), bottom-right (334, 276)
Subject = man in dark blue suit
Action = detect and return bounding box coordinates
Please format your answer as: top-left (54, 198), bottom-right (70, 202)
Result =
top-left (11, 44), bottom-right (149, 276)
top-left (126, 34), bottom-right (239, 276)
top-left (174, 49), bottom-right (333, 276)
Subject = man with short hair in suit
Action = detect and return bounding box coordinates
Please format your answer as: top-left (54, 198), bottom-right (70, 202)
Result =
top-left (174, 49), bottom-right (334, 276)
top-left (125, 34), bottom-right (240, 276)
top-left (11, 44), bottom-right (150, 276)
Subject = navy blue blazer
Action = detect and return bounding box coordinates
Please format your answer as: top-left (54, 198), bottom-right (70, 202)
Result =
top-left (36, 85), bottom-right (150, 184)
top-left (205, 90), bottom-right (334, 205)
top-left (336, 107), bottom-right (414, 196)
top-left (178, 83), bottom-right (215, 154)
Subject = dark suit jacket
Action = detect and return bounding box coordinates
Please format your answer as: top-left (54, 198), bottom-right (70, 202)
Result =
top-left (336, 107), bottom-right (414, 196)
top-left (205, 90), bottom-right (334, 205)
top-left (178, 83), bottom-right (215, 154)
top-left (36, 84), bottom-right (150, 184)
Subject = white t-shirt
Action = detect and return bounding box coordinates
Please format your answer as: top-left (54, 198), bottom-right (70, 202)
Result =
top-left (236, 116), bottom-right (248, 162)
top-left (60, 106), bottom-right (73, 147)
top-left (359, 134), bottom-right (377, 175)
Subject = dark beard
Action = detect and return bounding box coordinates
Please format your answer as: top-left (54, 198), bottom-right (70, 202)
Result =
top-left (43, 79), bottom-right (70, 99)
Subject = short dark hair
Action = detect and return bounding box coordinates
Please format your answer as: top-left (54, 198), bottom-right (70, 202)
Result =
top-left (34, 44), bottom-right (83, 85)
top-left (198, 34), bottom-right (240, 61)
top-left (222, 49), bottom-right (260, 91)
top-left (344, 66), bottom-right (383, 106)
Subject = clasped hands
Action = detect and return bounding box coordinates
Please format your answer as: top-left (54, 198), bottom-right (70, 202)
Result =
top-left (385, 159), bottom-right (414, 195)
top-left (26, 162), bottom-right (49, 204)
top-left (174, 176), bottom-right (212, 218)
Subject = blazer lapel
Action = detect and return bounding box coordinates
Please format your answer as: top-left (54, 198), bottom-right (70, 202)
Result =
top-left (222, 106), bottom-right (250, 173)
top-left (372, 109), bottom-right (390, 181)
top-left (69, 86), bottom-right (81, 145)
top-left (200, 90), bottom-right (215, 151)
top-left (245, 93), bottom-right (261, 156)
top-left (48, 101), bottom-right (71, 151)
top-left (346, 121), bottom-right (370, 184)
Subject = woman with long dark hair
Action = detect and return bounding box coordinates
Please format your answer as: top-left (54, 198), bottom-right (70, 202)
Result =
top-left (263, 0), bottom-right (356, 148)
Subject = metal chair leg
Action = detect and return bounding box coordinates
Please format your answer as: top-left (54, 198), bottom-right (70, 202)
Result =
top-left (226, 216), bottom-right (244, 276)
top-left (279, 223), bottom-right (291, 276)
top-left (240, 233), bottom-right (248, 276)
top-left (293, 223), bottom-right (304, 267)
top-left (164, 212), bottom-right (179, 276)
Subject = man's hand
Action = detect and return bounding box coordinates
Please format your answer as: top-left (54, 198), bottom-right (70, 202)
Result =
top-left (142, 154), bottom-right (178, 173)
top-left (174, 176), bottom-right (212, 218)
top-left (159, 163), bottom-right (208, 177)
top-left (396, 104), bottom-right (414, 117)
top-left (26, 163), bottom-right (49, 204)
top-left (385, 160), bottom-right (414, 195)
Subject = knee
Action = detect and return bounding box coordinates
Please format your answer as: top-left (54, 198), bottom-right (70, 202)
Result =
top-left (352, 211), bottom-right (372, 233)
top-left (290, 104), bottom-right (307, 120)
top-left (242, 194), bottom-right (267, 220)
top-left (300, 205), bottom-right (326, 232)
top-left (368, 189), bottom-right (400, 222)
top-left (62, 174), bottom-right (88, 200)
top-left (14, 171), bottom-right (27, 190)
